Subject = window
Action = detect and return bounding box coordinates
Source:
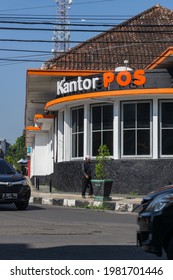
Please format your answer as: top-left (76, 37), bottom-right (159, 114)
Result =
top-left (160, 101), bottom-right (173, 156)
top-left (91, 104), bottom-right (113, 156)
top-left (72, 107), bottom-right (84, 157)
top-left (121, 101), bottom-right (152, 156)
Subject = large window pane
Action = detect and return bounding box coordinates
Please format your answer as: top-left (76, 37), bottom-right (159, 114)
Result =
top-left (160, 102), bottom-right (173, 156)
top-left (162, 130), bottom-right (173, 155)
top-left (78, 108), bottom-right (84, 132)
top-left (92, 132), bottom-right (101, 156)
top-left (92, 105), bottom-right (113, 156)
top-left (92, 106), bottom-right (101, 130)
top-left (123, 103), bottom-right (135, 128)
top-left (137, 103), bottom-right (150, 128)
top-left (72, 110), bottom-right (77, 133)
top-left (162, 103), bottom-right (173, 128)
top-left (123, 130), bottom-right (135, 155)
top-left (122, 102), bottom-right (151, 156)
top-left (103, 131), bottom-right (113, 155)
top-left (137, 130), bottom-right (150, 155)
top-left (78, 133), bottom-right (84, 157)
top-left (72, 134), bottom-right (77, 157)
top-left (72, 108), bottom-right (84, 158)
top-left (103, 105), bottom-right (113, 129)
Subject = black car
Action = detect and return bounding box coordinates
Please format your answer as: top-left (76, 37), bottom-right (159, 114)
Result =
top-left (0, 158), bottom-right (31, 210)
top-left (137, 184), bottom-right (173, 259)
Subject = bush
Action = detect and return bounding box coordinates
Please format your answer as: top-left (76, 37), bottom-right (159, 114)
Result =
top-left (95, 145), bottom-right (111, 179)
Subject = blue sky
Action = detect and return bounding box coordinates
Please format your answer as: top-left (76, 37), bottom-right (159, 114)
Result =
top-left (0, 0), bottom-right (172, 144)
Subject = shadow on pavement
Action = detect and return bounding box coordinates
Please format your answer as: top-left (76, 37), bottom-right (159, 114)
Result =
top-left (0, 244), bottom-right (166, 260)
top-left (0, 205), bottom-right (45, 211)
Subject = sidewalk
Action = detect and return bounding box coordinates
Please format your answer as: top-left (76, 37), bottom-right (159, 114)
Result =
top-left (29, 185), bottom-right (142, 213)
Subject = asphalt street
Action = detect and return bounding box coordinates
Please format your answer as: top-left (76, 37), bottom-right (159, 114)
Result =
top-left (0, 203), bottom-right (166, 260)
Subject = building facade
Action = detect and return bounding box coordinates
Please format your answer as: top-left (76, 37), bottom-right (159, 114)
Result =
top-left (25, 6), bottom-right (173, 194)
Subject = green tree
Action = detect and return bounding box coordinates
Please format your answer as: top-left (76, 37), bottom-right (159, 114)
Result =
top-left (5, 130), bottom-right (27, 170)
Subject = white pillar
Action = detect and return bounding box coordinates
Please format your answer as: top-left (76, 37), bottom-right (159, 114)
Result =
top-left (58, 111), bottom-right (64, 162)
top-left (54, 116), bottom-right (58, 163)
top-left (153, 97), bottom-right (158, 159)
top-left (64, 107), bottom-right (71, 161)
top-left (113, 100), bottom-right (119, 159)
top-left (84, 103), bottom-right (90, 158)
top-left (47, 125), bottom-right (54, 174)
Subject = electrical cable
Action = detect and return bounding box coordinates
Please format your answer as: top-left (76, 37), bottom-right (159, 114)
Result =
top-left (0, 8), bottom-right (172, 67)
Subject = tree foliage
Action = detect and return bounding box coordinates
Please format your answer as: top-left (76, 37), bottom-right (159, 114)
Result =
top-left (5, 130), bottom-right (27, 170)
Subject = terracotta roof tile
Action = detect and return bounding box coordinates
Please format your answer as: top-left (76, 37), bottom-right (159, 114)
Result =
top-left (45, 5), bottom-right (173, 70)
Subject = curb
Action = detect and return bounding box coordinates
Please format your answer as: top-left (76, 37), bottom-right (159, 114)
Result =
top-left (29, 196), bottom-right (140, 212)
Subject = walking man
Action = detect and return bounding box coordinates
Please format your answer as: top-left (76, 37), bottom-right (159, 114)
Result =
top-left (82, 155), bottom-right (93, 198)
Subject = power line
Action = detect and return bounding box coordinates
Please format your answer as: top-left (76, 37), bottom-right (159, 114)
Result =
top-left (73, 0), bottom-right (116, 6)
top-left (0, 20), bottom-right (173, 27)
top-left (0, 5), bottom-right (54, 13)
top-left (0, 15), bottom-right (132, 22)
top-left (0, 48), bottom-right (51, 54)
top-left (0, 27), bottom-right (172, 33)
top-left (0, 50), bottom-right (171, 68)
top-left (0, 15), bottom-right (173, 27)
top-left (0, 57), bottom-right (47, 63)
top-left (0, 49), bottom-right (171, 61)
top-left (0, 38), bottom-right (172, 44)
top-left (0, 56), bottom-right (167, 65)
top-left (0, 8), bottom-right (172, 67)
top-left (0, 0), bottom-right (117, 13)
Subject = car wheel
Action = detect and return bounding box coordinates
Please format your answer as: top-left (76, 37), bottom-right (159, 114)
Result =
top-left (14, 201), bottom-right (29, 210)
top-left (166, 237), bottom-right (173, 260)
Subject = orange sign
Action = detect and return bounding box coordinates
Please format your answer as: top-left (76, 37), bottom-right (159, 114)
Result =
top-left (103, 70), bottom-right (146, 88)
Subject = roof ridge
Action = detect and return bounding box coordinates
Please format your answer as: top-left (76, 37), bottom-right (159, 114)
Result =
top-left (118, 4), bottom-right (171, 27)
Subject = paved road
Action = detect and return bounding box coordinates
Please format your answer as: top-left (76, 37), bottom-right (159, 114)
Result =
top-left (0, 203), bottom-right (166, 260)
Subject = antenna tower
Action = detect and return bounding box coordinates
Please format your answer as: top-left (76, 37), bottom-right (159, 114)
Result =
top-left (52, 0), bottom-right (72, 55)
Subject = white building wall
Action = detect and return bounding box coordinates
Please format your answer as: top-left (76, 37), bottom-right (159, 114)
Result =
top-left (58, 111), bottom-right (64, 162)
top-left (47, 126), bottom-right (54, 174)
top-left (30, 144), bottom-right (35, 178)
top-left (34, 133), bottom-right (49, 175)
top-left (29, 127), bottom-right (54, 177)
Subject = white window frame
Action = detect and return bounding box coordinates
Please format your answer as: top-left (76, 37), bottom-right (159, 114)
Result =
top-left (91, 103), bottom-right (113, 156)
top-left (159, 100), bottom-right (173, 158)
top-left (71, 106), bottom-right (84, 159)
top-left (121, 100), bottom-right (153, 158)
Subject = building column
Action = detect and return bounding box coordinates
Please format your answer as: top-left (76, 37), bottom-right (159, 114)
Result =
top-left (54, 116), bottom-right (58, 163)
top-left (58, 111), bottom-right (64, 162)
top-left (84, 103), bottom-right (90, 158)
top-left (113, 100), bottom-right (119, 159)
top-left (153, 97), bottom-right (158, 159)
top-left (64, 107), bottom-right (71, 161)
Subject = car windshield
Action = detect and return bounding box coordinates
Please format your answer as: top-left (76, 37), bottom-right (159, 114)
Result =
top-left (0, 160), bottom-right (16, 175)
